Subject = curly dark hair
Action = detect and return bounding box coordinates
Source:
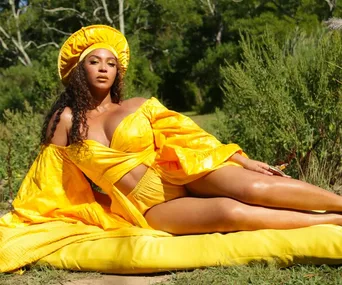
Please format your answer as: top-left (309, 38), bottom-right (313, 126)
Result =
top-left (40, 58), bottom-right (124, 145)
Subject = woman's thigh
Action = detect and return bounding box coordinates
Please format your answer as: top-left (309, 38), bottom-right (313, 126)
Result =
top-left (186, 166), bottom-right (279, 202)
top-left (144, 197), bottom-right (241, 234)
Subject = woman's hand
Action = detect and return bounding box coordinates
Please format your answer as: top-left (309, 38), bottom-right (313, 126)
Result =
top-left (243, 159), bottom-right (273, 176)
top-left (229, 153), bottom-right (291, 177)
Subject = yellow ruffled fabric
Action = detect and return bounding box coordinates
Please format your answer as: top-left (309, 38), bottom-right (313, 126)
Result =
top-left (0, 97), bottom-right (244, 272)
top-left (58, 25), bottom-right (130, 84)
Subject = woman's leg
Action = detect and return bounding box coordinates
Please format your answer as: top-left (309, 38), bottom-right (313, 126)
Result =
top-left (145, 197), bottom-right (342, 235)
top-left (186, 166), bottom-right (342, 212)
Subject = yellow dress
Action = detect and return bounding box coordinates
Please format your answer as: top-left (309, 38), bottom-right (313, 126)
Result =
top-left (2, 97), bottom-right (342, 273)
top-left (0, 97), bottom-right (244, 272)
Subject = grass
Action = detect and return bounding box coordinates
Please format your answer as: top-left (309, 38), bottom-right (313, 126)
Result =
top-left (185, 112), bottom-right (217, 130)
top-left (185, 111), bottom-right (221, 138)
top-left (159, 264), bottom-right (342, 285)
top-left (0, 265), bottom-right (100, 285)
top-left (0, 202), bottom-right (9, 210)
top-left (3, 264), bottom-right (342, 285)
top-left (0, 202), bottom-right (9, 218)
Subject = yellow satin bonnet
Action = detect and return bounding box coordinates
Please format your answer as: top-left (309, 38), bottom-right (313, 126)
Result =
top-left (58, 25), bottom-right (129, 85)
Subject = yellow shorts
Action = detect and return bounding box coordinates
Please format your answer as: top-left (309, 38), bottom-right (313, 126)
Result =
top-left (126, 168), bottom-right (188, 215)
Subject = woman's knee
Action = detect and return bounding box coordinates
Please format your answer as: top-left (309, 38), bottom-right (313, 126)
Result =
top-left (213, 198), bottom-right (247, 231)
top-left (238, 178), bottom-right (273, 204)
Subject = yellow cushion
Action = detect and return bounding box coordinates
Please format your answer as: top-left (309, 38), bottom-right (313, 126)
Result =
top-left (39, 224), bottom-right (342, 273)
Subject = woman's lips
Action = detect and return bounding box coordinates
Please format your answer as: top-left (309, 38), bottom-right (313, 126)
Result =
top-left (97, 76), bottom-right (108, 81)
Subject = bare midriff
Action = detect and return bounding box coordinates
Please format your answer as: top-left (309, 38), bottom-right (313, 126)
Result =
top-left (114, 164), bottom-right (148, 196)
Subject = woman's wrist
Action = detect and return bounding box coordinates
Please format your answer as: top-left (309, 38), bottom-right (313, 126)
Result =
top-left (229, 153), bottom-right (249, 167)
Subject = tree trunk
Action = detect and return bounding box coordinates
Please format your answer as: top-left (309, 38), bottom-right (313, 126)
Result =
top-left (118, 0), bottom-right (125, 35)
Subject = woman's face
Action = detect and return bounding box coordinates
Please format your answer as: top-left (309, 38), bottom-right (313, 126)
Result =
top-left (83, 48), bottom-right (118, 93)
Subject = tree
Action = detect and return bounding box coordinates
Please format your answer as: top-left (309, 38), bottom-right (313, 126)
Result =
top-left (1, 0), bottom-right (341, 112)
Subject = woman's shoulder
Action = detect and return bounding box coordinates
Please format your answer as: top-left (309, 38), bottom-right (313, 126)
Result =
top-left (121, 97), bottom-right (164, 112)
top-left (59, 107), bottom-right (73, 121)
top-left (51, 107), bottom-right (73, 128)
top-left (47, 107), bottom-right (73, 146)
top-left (121, 97), bottom-right (148, 108)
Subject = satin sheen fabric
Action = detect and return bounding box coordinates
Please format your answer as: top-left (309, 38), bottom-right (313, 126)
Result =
top-left (0, 97), bottom-right (244, 272)
top-left (58, 25), bottom-right (129, 84)
top-left (1, 97), bottom-right (342, 273)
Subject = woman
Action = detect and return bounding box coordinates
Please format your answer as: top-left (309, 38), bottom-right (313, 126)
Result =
top-left (1, 25), bottom-right (342, 273)
top-left (37, 24), bottom-right (342, 235)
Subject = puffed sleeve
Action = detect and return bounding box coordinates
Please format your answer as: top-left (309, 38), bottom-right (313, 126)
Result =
top-left (0, 145), bottom-right (161, 273)
top-left (1, 145), bottom-right (131, 230)
top-left (144, 97), bottom-right (247, 184)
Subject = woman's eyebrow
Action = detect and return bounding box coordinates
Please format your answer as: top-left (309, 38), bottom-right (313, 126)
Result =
top-left (88, 55), bottom-right (117, 60)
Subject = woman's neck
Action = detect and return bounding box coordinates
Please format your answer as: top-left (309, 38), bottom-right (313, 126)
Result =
top-left (90, 90), bottom-right (113, 110)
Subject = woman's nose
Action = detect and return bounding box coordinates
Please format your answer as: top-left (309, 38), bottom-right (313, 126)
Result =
top-left (98, 62), bottom-right (107, 72)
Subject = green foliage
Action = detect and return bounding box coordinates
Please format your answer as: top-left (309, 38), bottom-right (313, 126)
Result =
top-left (1, 0), bottom-right (341, 111)
top-left (0, 103), bottom-right (43, 202)
top-left (0, 65), bottom-right (36, 114)
top-left (124, 35), bottom-right (161, 99)
top-left (192, 43), bottom-right (238, 113)
top-left (0, 49), bottom-right (60, 116)
top-left (219, 30), bottom-right (342, 183)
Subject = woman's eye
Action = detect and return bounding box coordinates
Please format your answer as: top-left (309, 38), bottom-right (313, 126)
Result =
top-left (90, 61), bottom-right (98, 64)
top-left (108, 62), bottom-right (116, 67)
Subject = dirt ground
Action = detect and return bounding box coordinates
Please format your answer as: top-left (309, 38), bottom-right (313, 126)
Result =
top-left (62, 275), bottom-right (170, 285)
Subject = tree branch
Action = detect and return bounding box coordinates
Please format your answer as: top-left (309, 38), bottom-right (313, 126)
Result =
top-left (100, 0), bottom-right (113, 24)
top-left (43, 21), bottom-right (72, 36)
top-left (0, 26), bottom-right (10, 39)
top-left (43, 7), bottom-right (82, 14)
top-left (93, 6), bottom-right (103, 20)
top-left (216, 21), bottom-right (223, 44)
top-left (25, 40), bottom-right (59, 49)
top-left (325, 0), bottom-right (337, 11)
top-left (9, 0), bottom-right (32, 66)
top-left (17, 56), bottom-right (26, 66)
top-left (118, 0), bottom-right (125, 35)
top-left (200, 0), bottom-right (215, 15)
top-left (43, 7), bottom-right (87, 21)
top-left (0, 36), bottom-right (9, 50)
top-left (11, 37), bottom-right (32, 66)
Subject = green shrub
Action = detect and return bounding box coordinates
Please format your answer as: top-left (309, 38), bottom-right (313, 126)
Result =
top-left (0, 48), bottom-right (60, 116)
top-left (0, 102), bottom-right (43, 202)
top-left (219, 30), bottom-right (342, 184)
